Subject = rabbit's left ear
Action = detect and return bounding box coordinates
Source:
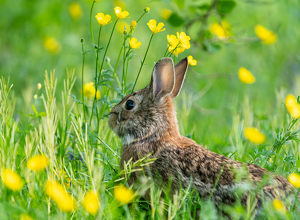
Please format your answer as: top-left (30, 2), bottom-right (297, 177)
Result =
top-left (170, 57), bottom-right (188, 98)
top-left (150, 57), bottom-right (175, 99)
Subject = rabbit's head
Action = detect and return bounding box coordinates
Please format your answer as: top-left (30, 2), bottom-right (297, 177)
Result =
top-left (108, 57), bottom-right (188, 145)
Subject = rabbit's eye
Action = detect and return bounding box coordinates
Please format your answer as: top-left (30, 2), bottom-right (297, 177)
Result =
top-left (125, 100), bottom-right (135, 110)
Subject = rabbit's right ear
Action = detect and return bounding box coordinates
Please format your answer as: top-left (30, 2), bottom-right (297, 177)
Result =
top-left (150, 58), bottom-right (175, 100)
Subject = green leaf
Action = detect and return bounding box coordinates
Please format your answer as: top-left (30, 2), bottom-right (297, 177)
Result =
top-left (174, 0), bottom-right (184, 8)
top-left (217, 0), bottom-right (236, 16)
top-left (198, 4), bottom-right (210, 10)
top-left (168, 13), bottom-right (185, 27)
top-left (32, 104), bottom-right (38, 117)
top-left (38, 112), bottom-right (47, 117)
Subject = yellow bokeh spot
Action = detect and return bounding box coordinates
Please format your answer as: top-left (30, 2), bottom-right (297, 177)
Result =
top-left (238, 67), bottom-right (255, 84)
top-left (288, 173), bottom-right (300, 188)
top-left (244, 127), bottom-right (266, 144)
top-left (27, 154), bottom-right (49, 172)
top-left (114, 185), bottom-right (135, 204)
top-left (20, 214), bottom-right (33, 220)
top-left (69, 2), bottom-right (82, 20)
top-left (1, 168), bottom-right (24, 191)
top-left (44, 37), bottom-right (61, 54)
top-left (272, 199), bottom-right (286, 214)
top-left (117, 21), bottom-right (130, 34)
top-left (285, 94), bottom-right (300, 119)
top-left (81, 82), bottom-right (101, 100)
top-left (255, 24), bottom-right (277, 44)
top-left (209, 21), bottom-right (231, 40)
top-left (45, 180), bottom-right (76, 212)
top-left (82, 191), bottom-right (99, 215)
top-left (161, 8), bottom-right (172, 20)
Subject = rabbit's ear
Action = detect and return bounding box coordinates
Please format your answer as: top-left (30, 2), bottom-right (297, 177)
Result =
top-left (150, 57), bottom-right (175, 99)
top-left (170, 57), bottom-right (188, 98)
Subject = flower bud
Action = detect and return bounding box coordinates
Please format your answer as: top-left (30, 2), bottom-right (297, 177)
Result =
top-left (81, 38), bottom-right (84, 43)
top-left (144, 7), bottom-right (150, 13)
top-left (130, 20), bottom-right (137, 29)
top-left (123, 29), bottom-right (128, 36)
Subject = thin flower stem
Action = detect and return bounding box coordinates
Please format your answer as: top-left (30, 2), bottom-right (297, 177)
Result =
top-left (125, 49), bottom-right (131, 94)
top-left (163, 47), bottom-right (169, 57)
top-left (89, 26), bottom-right (102, 125)
top-left (132, 33), bottom-right (154, 92)
top-left (89, 1), bottom-right (96, 44)
top-left (99, 20), bottom-right (118, 82)
top-left (136, 12), bottom-right (147, 23)
top-left (81, 40), bottom-right (86, 121)
top-left (122, 35), bottom-right (127, 93)
top-left (105, 46), bottom-right (123, 97)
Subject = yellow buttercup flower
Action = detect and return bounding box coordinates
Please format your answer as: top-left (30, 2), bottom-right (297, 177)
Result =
top-left (285, 94), bottom-right (300, 119)
top-left (27, 154), bottom-right (49, 171)
top-left (177, 32), bottom-right (191, 49)
top-left (69, 2), bottom-right (82, 20)
top-left (188, 56), bottom-right (197, 66)
top-left (81, 82), bottom-right (101, 100)
top-left (1, 168), bottom-right (24, 191)
top-left (209, 22), bottom-right (230, 40)
top-left (167, 32), bottom-right (191, 56)
top-left (82, 191), bottom-right (99, 215)
top-left (288, 173), bottom-right (300, 188)
top-left (34, 94), bottom-right (38, 99)
top-left (244, 127), bottom-right (266, 144)
top-left (161, 8), bottom-right (172, 20)
top-left (255, 25), bottom-right (277, 44)
top-left (273, 199), bottom-right (286, 214)
top-left (114, 185), bottom-right (135, 204)
top-left (37, 83), bottom-right (42, 90)
top-left (45, 180), bottom-right (76, 212)
top-left (130, 20), bottom-right (137, 29)
top-left (147, 19), bottom-right (165, 34)
top-left (44, 37), bottom-right (61, 54)
top-left (95, 13), bottom-right (111, 26)
top-left (20, 214), bottom-right (33, 220)
top-left (114, 6), bottom-right (129, 20)
top-left (238, 67), bottom-right (255, 84)
top-left (129, 38), bottom-right (141, 49)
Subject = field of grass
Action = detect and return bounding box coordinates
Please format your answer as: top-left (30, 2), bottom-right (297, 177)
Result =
top-left (1, 0), bottom-right (300, 219)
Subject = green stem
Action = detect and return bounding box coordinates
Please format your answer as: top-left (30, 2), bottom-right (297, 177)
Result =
top-left (89, 26), bottom-right (102, 125)
top-left (89, 1), bottom-right (96, 44)
top-left (125, 49), bottom-right (131, 94)
top-left (132, 33), bottom-right (154, 92)
top-left (122, 35), bottom-right (127, 93)
top-left (163, 47), bottom-right (169, 57)
top-left (98, 20), bottom-right (118, 83)
top-left (136, 12), bottom-right (147, 23)
top-left (81, 40), bottom-right (86, 121)
top-left (293, 188), bottom-right (299, 211)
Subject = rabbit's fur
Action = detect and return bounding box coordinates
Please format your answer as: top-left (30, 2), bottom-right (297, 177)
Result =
top-left (108, 57), bottom-right (294, 209)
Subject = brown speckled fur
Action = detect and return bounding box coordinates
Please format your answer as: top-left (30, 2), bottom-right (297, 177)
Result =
top-left (108, 57), bottom-right (294, 210)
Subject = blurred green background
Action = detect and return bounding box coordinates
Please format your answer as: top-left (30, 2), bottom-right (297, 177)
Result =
top-left (1, 0), bottom-right (300, 156)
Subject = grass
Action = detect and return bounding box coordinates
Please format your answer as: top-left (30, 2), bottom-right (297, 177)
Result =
top-left (1, 0), bottom-right (300, 219)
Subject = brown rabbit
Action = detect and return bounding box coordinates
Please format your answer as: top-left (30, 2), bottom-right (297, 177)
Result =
top-left (108, 57), bottom-right (294, 210)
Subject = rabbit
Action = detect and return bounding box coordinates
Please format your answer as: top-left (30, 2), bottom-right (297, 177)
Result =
top-left (108, 57), bottom-right (295, 212)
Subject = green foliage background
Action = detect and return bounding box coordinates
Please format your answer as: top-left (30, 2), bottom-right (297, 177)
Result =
top-left (1, 0), bottom-right (300, 219)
